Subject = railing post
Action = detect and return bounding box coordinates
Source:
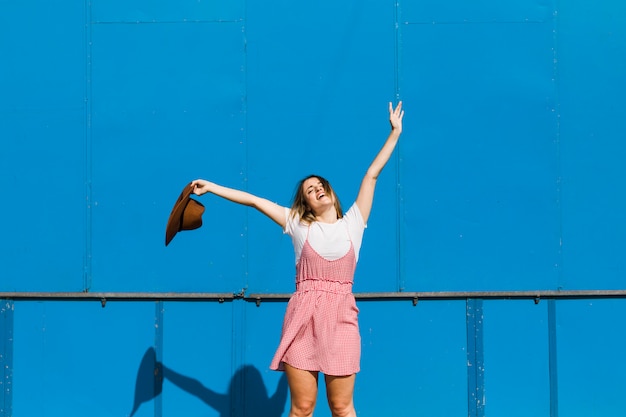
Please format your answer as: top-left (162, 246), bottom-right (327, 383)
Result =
top-left (0, 301), bottom-right (14, 417)
top-left (467, 298), bottom-right (485, 417)
top-left (548, 299), bottom-right (559, 417)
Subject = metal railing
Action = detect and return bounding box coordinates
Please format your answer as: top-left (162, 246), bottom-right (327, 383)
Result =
top-left (2, 289), bottom-right (626, 307)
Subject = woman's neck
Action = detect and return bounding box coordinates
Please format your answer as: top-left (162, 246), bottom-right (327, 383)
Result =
top-left (314, 207), bottom-right (339, 224)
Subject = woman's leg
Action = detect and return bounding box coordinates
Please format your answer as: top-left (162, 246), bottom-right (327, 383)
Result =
top-left (284, 363), bottom-right (319, 417)
top-left (325, 374), bottom-right (357, 417)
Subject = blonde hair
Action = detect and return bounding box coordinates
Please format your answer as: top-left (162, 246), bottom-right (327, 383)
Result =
top-left (290, 175), bottom-right (343, 224)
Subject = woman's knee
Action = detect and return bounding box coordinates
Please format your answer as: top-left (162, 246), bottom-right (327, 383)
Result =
top-left (290, 397), bottom-right (316, 417)
top-left (327, 397), bottom-right (355, 417)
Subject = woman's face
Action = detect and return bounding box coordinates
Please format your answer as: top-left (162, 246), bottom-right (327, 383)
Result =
top-left (302, 177), bottom-right (333, 213)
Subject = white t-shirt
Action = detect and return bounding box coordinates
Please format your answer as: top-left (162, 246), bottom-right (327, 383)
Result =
top-left (283, 203), bottom-right (366, 264)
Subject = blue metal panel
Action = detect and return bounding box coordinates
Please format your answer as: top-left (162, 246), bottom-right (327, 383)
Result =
top-left (245, 0), bottom-right (400, 293)
top-left (0, 0), bottom-right (86, 291)
top-left (0, 109), bottom-right (86, 292)
top-left (244, 302), bottom-right (289, 416)
top-left (12, 302), bottom-right (156, 416)
top-left (160, 302), bottom-right (237, 417)
top-left (357, 300), bottom-right (467, 416)
top-left (0, 0), bottom-right (85, 109)
top-left (558, 1), bottom-right (626, 289)
top-left (92, 0), bottom-right (244, 23)
top-left (402, 0), bottom-right (554, 23)
top-left (483, 300), bottom-right (551, 417)
top-left (399, 14), bottom-right (560, 291)
top-left (89, 21), bottom-right (246, 292)
top-left (556, 300), bottom-right (626, 416)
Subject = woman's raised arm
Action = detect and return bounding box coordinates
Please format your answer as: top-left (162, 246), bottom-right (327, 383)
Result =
top-left (191, 179), bottom-right (287, 228)
top-left (355, 101), bottom-right (404, 224)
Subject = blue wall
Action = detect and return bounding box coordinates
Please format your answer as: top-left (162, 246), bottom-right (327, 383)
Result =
top-left (1, 0), bottom-right (626, 416)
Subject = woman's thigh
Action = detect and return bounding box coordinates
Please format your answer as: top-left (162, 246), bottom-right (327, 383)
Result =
top-left (324, 373), bottom-right (356, 412)
top-left (284, 364), bottom-right (319, 410)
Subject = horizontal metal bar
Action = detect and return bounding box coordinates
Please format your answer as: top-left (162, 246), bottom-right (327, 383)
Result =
top-left (1, 290), bottom-right (626, 304)
top-left (245, 290), bottom-right (626, 306)
top-left (246, 290), bottom-right (626, 301)
top-left (0, 292), bottom-right (237, 302)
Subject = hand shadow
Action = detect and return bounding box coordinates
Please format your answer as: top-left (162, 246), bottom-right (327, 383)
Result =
top-left (130, 347), bottom-right (288, 417)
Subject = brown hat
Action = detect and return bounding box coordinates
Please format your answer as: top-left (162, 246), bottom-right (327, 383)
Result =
top-left (165, 182), bottom-right (205, 246)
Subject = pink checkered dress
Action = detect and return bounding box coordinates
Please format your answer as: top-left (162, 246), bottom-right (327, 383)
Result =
top-left (270, 236), bottom-right (360, 376)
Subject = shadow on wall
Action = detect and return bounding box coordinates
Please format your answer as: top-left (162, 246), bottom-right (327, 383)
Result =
top-left (130, 347), bottom-right (288, 417)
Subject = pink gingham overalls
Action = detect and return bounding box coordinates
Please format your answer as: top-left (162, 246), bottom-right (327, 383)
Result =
top-left (270, 227), bottom-right (361, 376)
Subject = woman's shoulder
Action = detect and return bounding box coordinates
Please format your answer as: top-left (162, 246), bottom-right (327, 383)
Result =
top-left (343, 203), bottom-right (364, 225)
top-left (284, 208), bottom-right (307, 235)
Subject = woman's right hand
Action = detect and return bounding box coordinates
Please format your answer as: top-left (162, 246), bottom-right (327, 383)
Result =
top-left (190, 179), bottom-right (212, 195)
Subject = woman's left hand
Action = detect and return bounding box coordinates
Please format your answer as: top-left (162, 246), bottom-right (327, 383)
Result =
top-left (389, 101), bottom-right (404, 133)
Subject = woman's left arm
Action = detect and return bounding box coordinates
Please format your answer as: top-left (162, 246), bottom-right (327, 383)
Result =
top-left (356, 101), bottom-right (404, 224)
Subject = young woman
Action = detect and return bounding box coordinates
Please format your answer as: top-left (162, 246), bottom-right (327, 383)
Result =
top-left (191, 101), bottom-right (404, 417)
